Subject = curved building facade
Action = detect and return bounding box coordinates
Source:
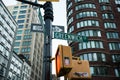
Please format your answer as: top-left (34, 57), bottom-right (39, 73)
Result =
top-left (66, 0), bottom-right (120, 80)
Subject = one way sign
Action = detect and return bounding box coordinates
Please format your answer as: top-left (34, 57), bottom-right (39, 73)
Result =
top-left (52, 25), bottom-right (64, 32)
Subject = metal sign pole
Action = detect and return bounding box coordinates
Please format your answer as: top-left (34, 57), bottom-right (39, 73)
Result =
top-left (43, 2), bottom-right (53, 80)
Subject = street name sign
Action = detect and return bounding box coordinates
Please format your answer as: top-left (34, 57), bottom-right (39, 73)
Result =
top-left (52, 25), bottom-right (64, 32)
top-left (39, 0), bottom-right (59, 2)
top-left (31, 23), bottom-right (44, 32)
top-left (54, 32), bottom-right (88, 42)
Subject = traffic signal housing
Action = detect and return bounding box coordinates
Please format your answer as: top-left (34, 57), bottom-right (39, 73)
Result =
top-left (67, 57), bottom-right (91, 80)
top-left (55, 45), bottom-right (72, 77)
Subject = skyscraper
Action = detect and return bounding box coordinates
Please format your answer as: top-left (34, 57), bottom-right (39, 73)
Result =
top-left (7, 0), bottom-right (44, 80)
top-left (66, 0), bottom-right (120, 80)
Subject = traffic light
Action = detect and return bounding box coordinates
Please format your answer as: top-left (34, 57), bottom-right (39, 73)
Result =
top-left (67, 57), bottom-right (91, 80)
top-left (55, 45), bottom-right (72, 77)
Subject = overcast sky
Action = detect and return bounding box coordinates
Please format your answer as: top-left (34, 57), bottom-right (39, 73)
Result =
top-left (2, 0), bottom-right (67, 78)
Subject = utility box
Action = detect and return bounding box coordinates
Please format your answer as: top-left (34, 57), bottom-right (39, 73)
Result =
top-left (55, 45), bottom-right (72, 77)
top-left (67, 57), bottom-right (91, 80)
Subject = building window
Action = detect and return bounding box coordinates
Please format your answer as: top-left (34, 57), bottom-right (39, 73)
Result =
top-left (77, 20), bottom-right (99, 28)
top-left (68, 26), bottom-right (74, 33)
top-left (90, 66), bottom-right (108, 76)
top-left (75, 3), bottom-right (96, 11)
top-left (114, 68), bottom-right (120, 77)
top-left (18, 15), bottom-right (25, 18)
top-left (20, 5), bottom-right (27, 9)
top-left (0, 64), bottom-right (6, 76)
top-left (15, 36), bottom-right (22, 40)
top-left (112, 54), bottom-right (120, 62)
top-left (115, 0), bottom-right (120, 4)
top-left (0, 45), bottom-right (9, 59)
top-left (17, 30), bottom-right (23, 34)
top-left (19, 10), bottom-right (26, 14)
top-left (67, 17), bottom-right (73, 25)
top-left (13, 48), bottom-right (19, 53)
top-left (77, 30), bottom-right (101, 37)
top-left (106, 32), bottom-right (119, 39)
top-left (17, 20), bottom-right (25, 24)
top-left (102, 13), bottom-right (114, 19)
top-left (100, 5), bottom-right (112, 11)
top-left (75, 0), bottom-right (84, 3)
top-left (67, 2), bottom-right (72, 9)
top-left (104, 22), bottom-right (116, 29)
top-left (14, 42), bottom-right (20, 46)
top-left (80, 52), bottom-right (106, 61)
top-left (22, 41), bottom-right (31, 46)
top-left (79, 41), bottom-right (104, 50)
top-left (12, 16), bottom-right (16, 19)
top-left (67, 9), bottom-right (73, 17)
top-left (76, 11), bottom-right (97, 19)
top-left (23, 35), bottom-right (32, 39)
top-left (14, 6), bottom-right (18, 10)
top-left (0, 55), bottom-right (8, 67)
top-left (99, 0), bottom-right (109, 3)
top-left (109, 42), bottom-right (120, 50)
top-left (21, 47), bottom-right (31, 53)
top-left (12, 11), bottom-right (17, 15)
top-left (24, 29), bottom-right (31, 34)
top-left (18, 25), bottom-right (24, 28)
top-left (117, 7), bottom-right (120, 12)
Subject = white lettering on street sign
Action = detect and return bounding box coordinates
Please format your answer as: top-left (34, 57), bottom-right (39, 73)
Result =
top-left (31, 24), bottom-right (44, 32)
top-left (33, 25), bottom-right (43, 31)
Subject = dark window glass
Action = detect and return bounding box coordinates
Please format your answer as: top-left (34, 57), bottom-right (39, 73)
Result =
top-left (14, 42), bottom-right (20, 46)
top-left (18, 25), bottom-right (24, 28)
top-left (15, 36), bottom-right (21, 40)
top-left (17, 20), bottom-right (25, 23)
top-left (18, 15), bottom-right (25, 18)
top-left (90, 66), bottom-right (108, 76)
top-left (19, 10), bottom-right (26, 14)
top-left (20, 5), bottom-right (27, 9)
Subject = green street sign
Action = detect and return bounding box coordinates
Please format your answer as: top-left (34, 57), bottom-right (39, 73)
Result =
top-left (54, 32), bottom-right (88, 42)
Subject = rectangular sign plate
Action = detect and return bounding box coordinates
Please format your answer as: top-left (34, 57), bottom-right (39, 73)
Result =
top-left (31, 23), bottom-right (44, 32)
top-left (54, 32), bottom-right (88, 42)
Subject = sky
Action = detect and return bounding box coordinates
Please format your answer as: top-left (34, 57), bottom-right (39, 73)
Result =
top-left (2, 0), bottom-right (67, 78)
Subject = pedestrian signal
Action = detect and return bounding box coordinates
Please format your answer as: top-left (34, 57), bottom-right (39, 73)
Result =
top-left (55, 45), bottom-right (72, 77)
